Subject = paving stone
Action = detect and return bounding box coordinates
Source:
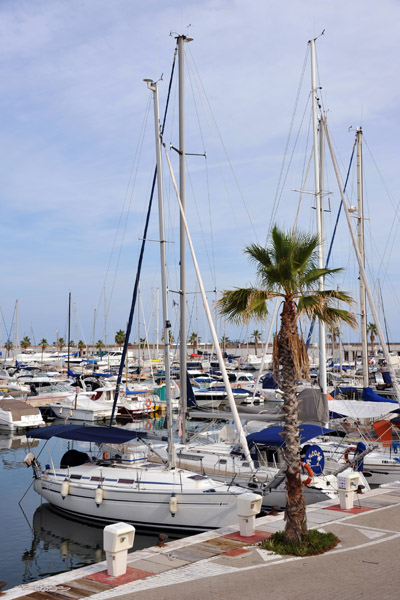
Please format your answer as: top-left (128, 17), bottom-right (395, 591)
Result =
top-left (222, 530), bottom-right (272, 543)
top-left (167, 548), bottom-right (214, 562)
top-left (200, 537), bottom-right (246, 552)
top-left (145, 553), bottom-right (190, 568)
top-left (125, 559), bottom-right (170, 574)
top-left (85, 567), bottom-right (153, 586)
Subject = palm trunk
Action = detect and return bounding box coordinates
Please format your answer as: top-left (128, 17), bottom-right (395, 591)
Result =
top-left (278, 299), bottom-right (307, 542)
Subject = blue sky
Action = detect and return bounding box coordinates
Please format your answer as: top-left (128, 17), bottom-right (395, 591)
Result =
top-left (1, 0), bottom-right (400, 349)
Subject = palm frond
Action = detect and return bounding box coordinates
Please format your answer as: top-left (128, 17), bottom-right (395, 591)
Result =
top-left (217, 288), bottom-right (272, 324)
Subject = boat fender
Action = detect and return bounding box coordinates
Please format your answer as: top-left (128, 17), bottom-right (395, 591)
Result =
top-left (300, 462), bottom-right (313, 486)
top-left (146, 398), bottom-right (152, 408)
top-left (95, 485), bottom-right (104, 506)
top-left (61, 479), bottom-right (70, 498)
top-left (24, 452), bottom-right (36, 468)
top-left (169, 493), bottom-right (178, 516)
top-left (344, 446), bottom-right (356, 463)
top-left (102, 452), bottom-right (109, 460)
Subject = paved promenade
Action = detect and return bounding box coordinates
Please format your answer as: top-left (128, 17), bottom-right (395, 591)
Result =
top-left (5, 483), bottom-right (400, 600)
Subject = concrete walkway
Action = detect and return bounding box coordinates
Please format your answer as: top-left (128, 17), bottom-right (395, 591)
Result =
top-left (5, 483), bottom-right (400, 600)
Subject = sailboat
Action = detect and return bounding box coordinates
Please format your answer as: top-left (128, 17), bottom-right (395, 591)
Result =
top-left (24, 52), bottom-right (252, 532)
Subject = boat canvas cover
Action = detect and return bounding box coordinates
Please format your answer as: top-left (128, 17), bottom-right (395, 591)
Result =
top-left (297, 388), bottom-right (329, 424)
top-left (26, 424), bottom-right (147, 443)
top-left (0, 398), bottom-right (40, 419)
top-left (246, 424), bottom-right (333, 447)
top-left (363, 387), bottom-right (397, 404)
top-left (328, 399), bottom-right (398, 419)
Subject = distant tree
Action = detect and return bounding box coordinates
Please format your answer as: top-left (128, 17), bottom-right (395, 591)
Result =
top-left (188, 332), bottom-right (200, 353)
top-left (69, 340), bottom-right (76, 348)
top-left (251, 329), bottom-right (262, 354)
top-left (58, 337), bottom-right (66, 354)
top-left (20, 336), bottom-right (31, 350)
top-left (220, 335), bottom-right (230, 352)
top-left (115, 329), bottom-right (126, 346)
top-left (327, 326), bottom-right (340, 356)
top-left (367, 322), bottom-right (378, 356)
top-left (4, 339), bottom-right (13, 357)
top-left (161, 330), bottom-right (174, 344)
top-left (39, 338), bottom-right (47, 362)
top-left (139, 337), bottom-right (147, 345)
top-left (96, 339), bottom-right (105, 352)
top-left (78, 340), bottom-right (86, 357)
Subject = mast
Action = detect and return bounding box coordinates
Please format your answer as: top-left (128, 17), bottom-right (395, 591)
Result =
top-left (146, 77), bottom-right (175, 468)
top-left (67, 292), bottom-right (71, 375)
top-left (324, 120), bottom-right (400, 404)
top-left (310, 38), bottom-right (327, 394)
top-left (356, 128), bottom-right (369, 387)
top-left (164, 147), bottom-right (255, 471)
top-left (177, 34), bottom-right (192, 443)
top-left (15, 299), bottom-right (18, 352)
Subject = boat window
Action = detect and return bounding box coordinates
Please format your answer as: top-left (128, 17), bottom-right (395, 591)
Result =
top-left (70, 474), bottom-right (82, 480)
top-left (90, 476), bottom-right (104, 482)
top-left (188, 474), bottom-right (208, 480)
top-left (118, 479), bottom-right (135, 484)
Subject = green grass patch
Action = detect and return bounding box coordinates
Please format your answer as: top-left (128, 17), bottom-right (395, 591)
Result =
top-left (261, 529), bottom-right (339, 556)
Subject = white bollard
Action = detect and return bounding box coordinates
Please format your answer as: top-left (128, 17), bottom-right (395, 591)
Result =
top-left (338, 490), bottom-right (355, 510)
top-left (103, 522), bottom-right (135, 577)
top-left (237, 492), bottom-right (262, 537)
top-left (337, 469), bottom-right (360, 510)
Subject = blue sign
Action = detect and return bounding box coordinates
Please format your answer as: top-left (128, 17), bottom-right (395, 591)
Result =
top-left (304, 444), bottom-right (325, 476)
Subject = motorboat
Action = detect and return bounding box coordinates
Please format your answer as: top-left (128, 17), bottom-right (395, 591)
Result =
top-left (0, 397), bottom-right (44, 431)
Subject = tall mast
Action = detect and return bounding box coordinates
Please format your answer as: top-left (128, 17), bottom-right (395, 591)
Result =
top-left (177, 34), bottom-right (192, 443)
top-left (15, 299), bottom-right (19, 351)
top-left (356, 128), bottom-right (369, 387)
top-left (67, 292), bottom-right (71, 375)
top-left (146, 77), bottom-right (175, 468)
top-left (310, 38), bottom-right (327, 394)
top-left (324, 120), bottom-right (400, 404)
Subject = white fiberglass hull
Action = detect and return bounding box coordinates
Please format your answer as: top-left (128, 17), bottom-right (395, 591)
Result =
top-left (0, 409), bottom-right (44, 431)
top-left (32, 462), bottom-right (245, 532)
top-left (49, 399), bottom-right (113, 422)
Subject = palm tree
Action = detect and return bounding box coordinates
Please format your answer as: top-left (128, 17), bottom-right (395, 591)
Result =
top-left (218, 225), bottom-right (356, 543)
top-left (39, 338), bottom-right (47, 362)
top-left (58, 337), bottom-right (65, 354)
top-left (4, 340), bottom-right (14, 357)
top-left (327, 326), bottom-right (340, 359)
top-left (251, 329), bottom-right (262, 354)
top-left (20, 336), bottom-right (31, 350)
top-left (96, 339), bottom-right (105, 353)
top-left (220, 335), bottom-right (230, 353)
top-left (115, 329), bottom-right (126, 347)
top-left (78, 340), bottom-right (86, 357)
top-left (188, 332), bottom-right (200, 354)
top-left (367, 322), bottom-right (377, 357)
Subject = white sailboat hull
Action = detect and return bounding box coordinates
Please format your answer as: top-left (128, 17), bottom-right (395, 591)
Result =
top-left (32, 462), bottom-right (245, 532)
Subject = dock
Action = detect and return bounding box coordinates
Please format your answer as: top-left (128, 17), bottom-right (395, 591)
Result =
top-left (4, 482), bottom-right (400, 600)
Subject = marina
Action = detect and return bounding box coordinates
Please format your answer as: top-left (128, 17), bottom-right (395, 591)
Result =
top-left (1, 2), bottom-right (400, 599)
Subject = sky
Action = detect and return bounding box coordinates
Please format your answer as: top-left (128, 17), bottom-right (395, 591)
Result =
top-left (1, 0), bottom-right (400, 350)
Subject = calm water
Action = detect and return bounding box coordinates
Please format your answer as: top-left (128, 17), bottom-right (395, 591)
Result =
top-left (0, 417), bottom-right (183, 591)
